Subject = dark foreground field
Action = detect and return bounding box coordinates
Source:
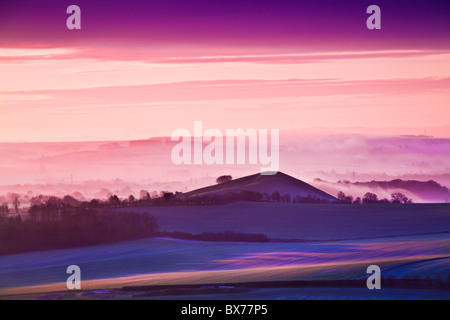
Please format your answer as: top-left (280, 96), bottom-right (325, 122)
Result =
top-left (122, 202), bottom-right (450, 240)
top-left (0, 203), bottom-right (449, 299)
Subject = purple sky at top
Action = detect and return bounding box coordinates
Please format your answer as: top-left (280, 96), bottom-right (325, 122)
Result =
top-left (0, 0), bottom-right (449, 52)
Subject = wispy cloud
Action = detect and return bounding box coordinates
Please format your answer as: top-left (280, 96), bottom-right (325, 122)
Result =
top-left (0, 47), bottom-right (80, 62)
top-left (156, 50), bottom-right (448, 64)
top-left (2, 77), bottom-right (448, 105)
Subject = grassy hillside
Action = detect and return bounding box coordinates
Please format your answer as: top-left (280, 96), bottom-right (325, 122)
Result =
top-left (183, 172), bottom-right (336, 201)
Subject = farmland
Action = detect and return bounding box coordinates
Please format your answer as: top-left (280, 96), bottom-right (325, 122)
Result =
top-left (121, 202), bottom-right (450, 240)
top-left (0, 202), bottom-right (449, 299)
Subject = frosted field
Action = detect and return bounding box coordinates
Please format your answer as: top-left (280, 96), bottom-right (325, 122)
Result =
top-left (0, 202), bottom-right (449, 299)
top-left (0, 234), bottom-right (449, 298)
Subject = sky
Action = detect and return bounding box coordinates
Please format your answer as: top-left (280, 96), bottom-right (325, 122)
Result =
top-left (0, 0), bottom-right (449, 202)
top-left (0, 0), bottom-right (449, 142)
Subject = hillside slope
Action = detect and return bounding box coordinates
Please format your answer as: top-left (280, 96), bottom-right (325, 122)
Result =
top-left (183, 172), bottom-right (336, 201)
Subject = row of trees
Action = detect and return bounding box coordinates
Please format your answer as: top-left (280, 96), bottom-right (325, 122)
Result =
top-left (1, 189), bottom-right (414, 217)
top-left (0, 198), bottom-right (159, 255)
top-left (24, 190), bottom-right (411, 210)
top-left (0, 197), bottom-right (20, 214)
top-left (25, 190), bottom-right (331, 209)
top-left (104, 190), bottom-right (412, 206)
top-left (337, 191), bottom-right (413, 204)
top-left (158, 231), bottom-right (269, 243)
top-left (170, 191), bottom-right (331, 205)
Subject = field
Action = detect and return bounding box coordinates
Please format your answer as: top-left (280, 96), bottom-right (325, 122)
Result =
top-left (122, 202), bottom-right (450, 239)
top-left (0, 202), bottom-right (449, 299)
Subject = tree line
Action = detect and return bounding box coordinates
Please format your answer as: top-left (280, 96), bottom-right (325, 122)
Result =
top-left (0, 194), bottom-right (275, 255)
top-left (158, 231), bottom-right (269, 243)
top-left (337, 191), bottom-right (413, 204)
top-left (1, 190), bottom-right (412, 214)
top-left (18, 191), bottom-right (333, 209)
top-left (0, 196), bottom-right (158, 255)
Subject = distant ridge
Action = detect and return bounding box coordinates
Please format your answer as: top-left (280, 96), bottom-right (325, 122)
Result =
top-left (184, 172), bottom-right (337, 201)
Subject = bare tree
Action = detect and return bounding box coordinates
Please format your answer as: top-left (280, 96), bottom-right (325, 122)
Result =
top-left (139, 190), bottom-right (151, 201)
top-left (13, 197), bottom-right (20, 214)
top-left (0, 202), bottom-right (8, 214)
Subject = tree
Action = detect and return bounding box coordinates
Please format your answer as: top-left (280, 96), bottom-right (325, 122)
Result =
top-left (89, 199), bottom-right (101, 207)
top-left (139, 190), bottom-right (151, 201)
top-left (337, 191), bottom-right (353, 204)
top-left (282, 193), bottom-right (291, 203)
top-left (0, 202), bottom-right (8, 214)
top-left (12, 197), bottom-right (20, 214)
top-left (71, 191), bottom-right (85, 201)
top-left (271, 191), bottom-right (281, 202)
top-left (363, 192), bottom-right (378, 204)
top-left (108, 195), bottom-right (121, 206)
top-left (391, 192), bottom-right (410, 204)
top-left (353, 197), bottom-right (361, 204)
top-left (216, 175), bottom-right (232, 184)
top-left (62, 195), bottom-right (80, 207)
top-left (163, 192), bottom-right (173, 202)
top-left (30, 195), bottom-right (49, 206)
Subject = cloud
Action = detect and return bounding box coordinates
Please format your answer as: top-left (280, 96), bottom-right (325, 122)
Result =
top-left (152, 50), bottom-right (448, 64)
top-left (1, 46), bottom-right (447, 65)
top-left (0, 47), bottom-right (80, 62)
top-left (2, 77), bottom-right (448, 105)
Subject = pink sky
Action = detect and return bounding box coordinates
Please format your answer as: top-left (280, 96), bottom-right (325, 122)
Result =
top-left (0, 1), bottom-right (449, 142)
top-left (0, 47), bottom-right (449, 142)
top-left (0, 1), bottom-right (449, 202)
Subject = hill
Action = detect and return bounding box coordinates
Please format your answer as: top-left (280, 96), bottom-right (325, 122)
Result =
top-left (183, 172), bottom-right (337, 201)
